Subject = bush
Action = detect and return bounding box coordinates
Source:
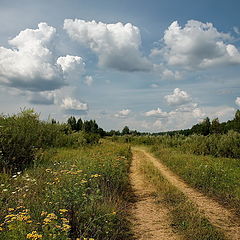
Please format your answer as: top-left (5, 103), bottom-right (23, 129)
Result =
top-left (0, 110), bottom-right (100, 172)
top-left (0, 110), bottom-right (42, 172)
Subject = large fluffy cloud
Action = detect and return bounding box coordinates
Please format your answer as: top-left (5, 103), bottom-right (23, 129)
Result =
top-left (0, 23), bottom-right (85, 92)
top-left (64, 19), bottom-right (152, 72)
top-left (160, 20), bottom-right (240, 69)
top-left (164, 88), bottom-right (192, 106)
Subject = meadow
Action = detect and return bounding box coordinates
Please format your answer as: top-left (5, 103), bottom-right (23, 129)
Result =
top-left (1, 110), bottom-right (240, 239)
top-left (0, 142), bottom-right (132, 240)
top-left (0, 111), bottom-right (133, 240)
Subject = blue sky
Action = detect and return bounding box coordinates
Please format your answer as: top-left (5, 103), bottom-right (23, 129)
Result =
top-left (0, 0), bottom-right (240, 131)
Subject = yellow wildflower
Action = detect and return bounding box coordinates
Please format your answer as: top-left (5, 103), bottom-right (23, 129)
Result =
top-left (41, 211), bottom-right (47, 216)
top-left (59, 209), bottom-right (68, 213)
top-left (26, 231), bottom-right (42, 239)
top-left (62, 223), bottom-right (71, 231)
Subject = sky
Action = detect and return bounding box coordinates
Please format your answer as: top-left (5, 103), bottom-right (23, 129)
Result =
top-left (0, 0), bottom-right (240, 132)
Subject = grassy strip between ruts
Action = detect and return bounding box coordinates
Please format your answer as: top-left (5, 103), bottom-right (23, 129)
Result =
top-left (0, 141), bottom-right (133, 240)
top-left (138, 151), bottom-right (226, 240)
top-left (151, 145), bottom-right (240, 214)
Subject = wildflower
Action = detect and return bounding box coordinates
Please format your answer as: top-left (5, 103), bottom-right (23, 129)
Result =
top-left (62, 223), bottom-right (71, 231)
top-left (41, 211), bottom-right (47, 216)
top-left (3, 189), bottom-right (8, 192)
top-left (59, 209), bottom-right (68, 213)
top-left (0, 227), bottom-right (3, 231)
top-left (8, 208), bottom-right (14, 211)
top-left (26, 231), bottom-right (43, 239)
top-left (61, 217), bottom-right (69, 223)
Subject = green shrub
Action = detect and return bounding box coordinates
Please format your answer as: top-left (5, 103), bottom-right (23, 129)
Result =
top-left (0, 110), bottom-right (100, 172)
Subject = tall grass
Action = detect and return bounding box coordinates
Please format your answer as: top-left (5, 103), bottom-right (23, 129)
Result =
top-left (151, 146), bottom-right (240, 213)
top-left (0, 142), bottom-right (133, 240)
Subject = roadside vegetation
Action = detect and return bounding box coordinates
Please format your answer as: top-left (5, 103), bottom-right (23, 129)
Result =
top-left (151, 146), bottom-right (240, 213)
top-left (0, 110), bottom-right (133, 240)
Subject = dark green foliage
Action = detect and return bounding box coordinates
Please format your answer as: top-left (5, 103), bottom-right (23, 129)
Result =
top-left (76, 118), bottom-right (83, 131)
top-left (67, 116), bottom-right (77, 131)
top-left (122, 126), bottom-right (130, 135)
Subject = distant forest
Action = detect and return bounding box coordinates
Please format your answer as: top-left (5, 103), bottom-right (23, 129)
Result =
top-left (64, 110), bottom-right (240, 136)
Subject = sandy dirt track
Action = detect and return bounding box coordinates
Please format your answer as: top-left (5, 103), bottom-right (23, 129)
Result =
top-left (131, 147), bottom-right (240, 240)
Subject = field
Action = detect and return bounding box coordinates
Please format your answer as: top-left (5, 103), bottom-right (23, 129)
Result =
top-left (0, 111), bottom-right (240, 240)
top-left (0, 142), bottom-right (132, 240)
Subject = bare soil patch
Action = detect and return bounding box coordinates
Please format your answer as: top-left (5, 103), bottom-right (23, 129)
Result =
top-left (129, 149), bottom-right (182, 240)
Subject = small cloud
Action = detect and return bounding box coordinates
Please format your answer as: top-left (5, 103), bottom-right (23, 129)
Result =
top-left (153, 64), bottom-right (183, 80)
top-left (57, 55), bottom-right (85, 74)
top-left (235, 97), bottom-right (240, 107)
top-left (192, 108), bottom-right (205, 119)
top-left (84, 75), bottom-right (93, 86)
top-left (145, 108), bottom-right (168, 118)
top-left (165, 88), bottom-right (192, 106)
top-left (233, 26), bottom-right (240, 35)
top-left (114, 109), bottom-right (131, 118)
top-left (61, 97), bottom-right (88, 114)
top-left (150, 83), bottom-right (160, 88)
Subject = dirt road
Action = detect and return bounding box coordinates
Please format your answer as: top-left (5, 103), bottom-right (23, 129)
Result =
top-left (129, 149), bottom-right (182, 240)
top-left (130, 147), bottom-right (240, 240)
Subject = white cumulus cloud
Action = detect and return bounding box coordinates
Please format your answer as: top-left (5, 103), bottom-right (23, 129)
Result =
top-left (61, 97), bottom-right (88, 113)
top-left (145, 108), bottom-right (168, 118)
top-left (161, 20), bottom-right (240, 69)
top-left (64, 19), bottom-right (152, 72)
top-left (114, 109), bottom-right (131, 118)
top-left (0, 23), bottom-right (84, 92)
top-left (235, 97), bottom-right (240, 107)
top-left (165, 88), bottom-right (192, 106)
top-left (57, 55), bottom-right (85, 74)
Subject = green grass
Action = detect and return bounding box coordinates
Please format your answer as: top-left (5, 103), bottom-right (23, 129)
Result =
top-left (138, 152), bottom-right (226, 240)
top-left (151, 145), bottom-right (240, 214)
top-left (0, 141), bottom-right (133, 240)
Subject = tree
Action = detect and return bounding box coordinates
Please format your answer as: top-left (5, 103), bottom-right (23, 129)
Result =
top-left (76, 118), bottom-right (83, 131)
top-left (234, 109), bottom-right (240, 121)
top-left (83, 120), bottom-right (91, 133)
top-left (90, 120), bottom-right (99, 134)
top-left (201, 117), bottom-right (211, 135)
top-left (67, 116), bottom-right (77, 131)
top-left (122, 126), bottom-right (130, 135)
top-left (211, 118), bottom-right (222, 134)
